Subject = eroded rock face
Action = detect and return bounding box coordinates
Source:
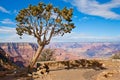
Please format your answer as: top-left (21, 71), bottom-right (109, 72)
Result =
top-left (0, 47), bottom-right (16, 71)
top-left (0, 43), bottom-right (38, 66)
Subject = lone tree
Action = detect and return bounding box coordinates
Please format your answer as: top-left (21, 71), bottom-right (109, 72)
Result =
top-left (15, 2), bottom-right (75, 68)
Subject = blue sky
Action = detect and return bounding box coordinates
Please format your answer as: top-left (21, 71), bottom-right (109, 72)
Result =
top-left (0, 0), bottom-right (120, 42)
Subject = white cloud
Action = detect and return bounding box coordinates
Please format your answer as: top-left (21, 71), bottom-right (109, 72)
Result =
top-left (0, 26), bottom-right (36, 42)
top-left (64, 0), bottom-right (120, 19)
top-left (52, 32), bottom-right (120, 42)
top-left (0, 26), bottom-right (16, 33)
top-left (0, 6), bottom-right (10, 14)
top-left (2, 34), bottom-right (36, 42)
top-left (0, 27), bottom-right (120, 42)
top-left (79, 16), bottom-right (90, 21)
top-left (0, 19), bottom-right (16, 25)
top-left (0, 34), bottom-right (36, 43)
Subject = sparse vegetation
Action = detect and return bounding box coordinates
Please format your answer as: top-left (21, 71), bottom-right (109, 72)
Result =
top-left (111, 52), bottom-right (120, 59)
top-left (37, 49), bottom-right (55, 61)
top-left (37, 59), bottom-right (104, 70)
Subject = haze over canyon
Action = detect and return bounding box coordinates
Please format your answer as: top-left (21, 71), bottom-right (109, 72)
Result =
top-left (0, 42), bottom-right (120, 63)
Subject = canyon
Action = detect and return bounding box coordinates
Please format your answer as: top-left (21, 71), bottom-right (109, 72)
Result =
top-left (0, 42), bottom-right (120, 66)
top-left (0, 43), bottom-right (38, 66)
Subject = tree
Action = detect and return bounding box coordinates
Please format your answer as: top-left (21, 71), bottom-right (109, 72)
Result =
top-left (15, 2), bottom-right (75, 68)
top-left (37, 48), bottom-right (55, 61)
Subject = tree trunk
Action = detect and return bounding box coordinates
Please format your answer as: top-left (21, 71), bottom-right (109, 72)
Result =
top-left (29, 45), bottom-right (44, 68)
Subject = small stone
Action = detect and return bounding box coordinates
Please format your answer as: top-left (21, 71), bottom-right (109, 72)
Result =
top-left (103, 74), bottom-right (108, 78)
top-left (27, 73), bottom-right (32, 77)
top-left (102, 64), bottom-right (105, 67)
top-left (37, 68), bottom-right (40, 71)
top-left (108, 74), bottom-right (113, 77)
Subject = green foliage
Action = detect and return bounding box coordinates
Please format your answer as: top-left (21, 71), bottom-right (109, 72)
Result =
top-left (15, 2), bottom-right (75, 46)
top-left (37, 49), bottom-right (55, 61)
top-left (112, 52), bottom-right (120, 59)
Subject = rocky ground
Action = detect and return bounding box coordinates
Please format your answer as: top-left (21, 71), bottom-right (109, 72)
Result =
top-left (0, 59), bottom-right (120, 80)
top-left (34, 59), bottom-right (120, 80)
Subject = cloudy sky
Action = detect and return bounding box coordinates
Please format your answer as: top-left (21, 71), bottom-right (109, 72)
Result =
top-left (0, 0), bottom-right (120, 42)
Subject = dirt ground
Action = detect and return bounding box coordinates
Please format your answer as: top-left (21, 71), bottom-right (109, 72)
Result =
top-left (35, 59), bottom-right (120, 80)
top-left (0, 59), bottom-right (120, 80)
top-left (45, 69), bottom-right (101, 80)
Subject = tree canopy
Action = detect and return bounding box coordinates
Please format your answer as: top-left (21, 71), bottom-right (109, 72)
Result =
top-left (16, 2), bottom-right (75, 46)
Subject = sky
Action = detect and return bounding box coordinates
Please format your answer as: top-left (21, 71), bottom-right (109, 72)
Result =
top-left (0, 0), bottom-right (120, 42)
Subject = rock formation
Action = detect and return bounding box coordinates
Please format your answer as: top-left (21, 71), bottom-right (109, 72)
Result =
top-left (0, 43), bottom-right (38, 66)
top-left (0, 47), bottom-right (16, 71)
